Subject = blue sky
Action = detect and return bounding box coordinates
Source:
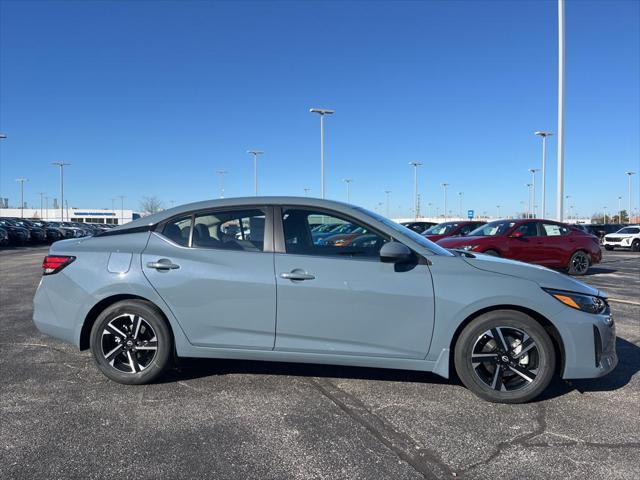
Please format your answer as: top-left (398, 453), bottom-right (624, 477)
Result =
top-left (0, 0), bottom-right (638, 218)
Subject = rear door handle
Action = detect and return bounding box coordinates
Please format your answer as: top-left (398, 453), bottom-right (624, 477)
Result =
top-left (146, 259), bottom-right (180, 270)
top-left (280, 271), bottom-right (315, 281)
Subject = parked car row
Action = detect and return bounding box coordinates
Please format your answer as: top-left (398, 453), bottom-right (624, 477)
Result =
top-left (0, 217), bottom-right (116, 247)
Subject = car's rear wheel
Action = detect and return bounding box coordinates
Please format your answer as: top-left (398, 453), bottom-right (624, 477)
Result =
top-left (567, 250), bottom-right (590, 276)
top-left (482, 249), bottom-right (500, 257)
top-left (454, 310), bottom-right (556, 403)
top-left (90, 300), bottom-right (172, 384)
top-left (604, 245), bottom-right (614, 251)
top-left (632, 240), bottom-right (640, 252)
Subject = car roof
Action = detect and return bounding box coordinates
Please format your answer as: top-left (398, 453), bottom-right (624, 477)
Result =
top-left (109, 196), bottom-right (356, 232)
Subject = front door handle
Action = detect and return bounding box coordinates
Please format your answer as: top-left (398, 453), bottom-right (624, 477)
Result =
top-left (147, 259), bottom-right (180, 270)
top-left (280, 271), bottom-right (315, 281)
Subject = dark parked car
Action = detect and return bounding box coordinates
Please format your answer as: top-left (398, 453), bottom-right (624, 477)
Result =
top-left (437, 219), bottom-right (602, 276)
top-left (7, 218), bottom-right (47, 243)
top-left (46, 221), bottom-right (86, 238)
top-left (423, 221), bottom-right (486, 242)
top-left (400, 221), bottom-right (438, 234)
top-left (0, 227), bottom-right (8, 246)
top-left (29, 220), bottom-right (66, 243)
top-left (0, 218), bottom-right (30, 244)
top-left (574, 224), bottom-right (624, 242)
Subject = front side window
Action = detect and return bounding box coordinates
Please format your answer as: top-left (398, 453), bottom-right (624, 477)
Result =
top-left (282, 209), bottom-right (387, 258)
top-left (513, 222), bottom-right (539, 237)
top-left (193, 209), bottom-right (266, 252)
top-left (424, 223), bottom-right (456, 235)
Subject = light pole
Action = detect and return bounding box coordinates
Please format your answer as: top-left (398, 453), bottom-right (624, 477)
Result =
top-left (116, 196), bottom-right (125, 225)
top-left (216, 170), bottom-right (227, 198)
top-left (38, 192), bottom-right (46, 219)
top-left (618, 196), bottom-right (622, 223)
top-left (565, 195), bottom-right (571, 219)
top-left (343, 178), bottom-right (353, 203)
top-left (408, 162), bottom-right (423, 220)
top-left (15, 178), bottom-right (28, 218)
top-left (441, 183), bottom-right (450, 221)
top-left (44, 196), bottom-right (49, 219)
top-left (626, 171), bottom-right (636, 223)
top-left (458, 192), bottom-right (463, 219)
top-left (526, 184), bottom-right (533, 218)
top-left (534, 131), bottom-right (553, 218)
top-left (52, 162), bottom-right (71, 221)
top-left (529, 168), bottom-right (539, 218)
top-left (427, 202), bottom-right (433, 218)
top-left (309, 108), bottom-right (335, 199)
top-left (556, 0), bottom-right (566, 221)
top-left (603, 206), bottom-right (608, 224)
top-left (496, 205), bottom-right (501, 219)
top-left (385, 190), bottom-right (391, 217)
top-left (247, 150), bottom-right (263, 196)
top-left (303, 187), bottom-right (311, 197)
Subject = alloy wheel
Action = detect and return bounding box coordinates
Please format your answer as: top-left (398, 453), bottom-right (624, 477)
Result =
top-left (571, 252), bottom-right (589, 274)
top-left (101, 314), bottom-right (158, 373)
top-left (471, 327), bottom-right (539, 392)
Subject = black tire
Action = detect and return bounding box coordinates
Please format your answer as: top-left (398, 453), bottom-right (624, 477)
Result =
top-left (90, 300), bottom-right (172, 385)
top-left (567, 250), bottom-right (590, 276)
top-left (482, 249), bottom-right (500, 257)
top-left (454, 310), bottom-right (556, 404)
top-left (632, 240), bottom-right (640, 253)
top-left (604, 245), bottom-right (614, 251)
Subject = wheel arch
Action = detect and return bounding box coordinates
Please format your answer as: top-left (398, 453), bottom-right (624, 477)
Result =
top-left (80, 294), bottom-right (175, 351)
top-left (448, 304), bottom-right (565, 378)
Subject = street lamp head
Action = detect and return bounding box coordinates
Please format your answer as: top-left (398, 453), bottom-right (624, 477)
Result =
top-left (408, 161), bottom-right (423, 167)
top-left (625, 171), bottom-right (636, 176)
top-left (310, 108), bottom-right (335, 115)
top-left (343, 178), bottom-right (353, 183)
top-left (15, 177), bottom-right (28, 182)
top-left (0, 133), bottom-right (7, 139)
top-left (247, 150), bottom-right (264, 156)
top-left (52, 161), bottom-right (71, 167)
top-left (529, 168), bottom-right (539, 174)
top-left (534, 131), bottom-right (554, 137)
top-left (442, 183), bottom-right (449, 187)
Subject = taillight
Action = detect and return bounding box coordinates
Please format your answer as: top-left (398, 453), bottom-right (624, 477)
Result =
top-left (42, 255), bottom-right (76, 275)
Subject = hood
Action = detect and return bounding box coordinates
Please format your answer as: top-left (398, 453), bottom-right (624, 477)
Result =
top-left (604, 233), bottom-right (633, 238)
top-left (460, 253), bottom-right (601, 297)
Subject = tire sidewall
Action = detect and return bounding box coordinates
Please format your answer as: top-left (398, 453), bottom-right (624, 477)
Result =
top-left (90, 300), bottom-right (171, 385)
top-left (632, 240), bottom-right (640, 252)
top-left (454, 310), bottom-right (556, 403)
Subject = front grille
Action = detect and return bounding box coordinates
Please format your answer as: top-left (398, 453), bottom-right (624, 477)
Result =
top-left (605, 237), bottom-right (622, 243)
top-left (593, 326), bottom-right (602, 368)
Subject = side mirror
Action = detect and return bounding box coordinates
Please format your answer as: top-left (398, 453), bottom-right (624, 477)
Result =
top-left (511, 231), bottom-right (524, 238)
top-left (380, 241), bottom-right (413, 263)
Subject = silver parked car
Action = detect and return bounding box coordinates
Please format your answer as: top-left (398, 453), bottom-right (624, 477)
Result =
top-left (33, 197), bottom-right (617, 403)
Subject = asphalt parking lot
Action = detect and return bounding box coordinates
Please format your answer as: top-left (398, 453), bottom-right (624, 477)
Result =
top-left (1, 247), bottom-right (638, 479)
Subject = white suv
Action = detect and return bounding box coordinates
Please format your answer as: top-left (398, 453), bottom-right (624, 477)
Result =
top-left (602, 225), bottom-right (640, 252)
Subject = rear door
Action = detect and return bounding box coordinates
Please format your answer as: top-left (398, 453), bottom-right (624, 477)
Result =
top-left (273, 207), bottom-right (435, 359)
top-left (539, 222), bottom-right (573, 267)
top-left (141, 207), bottom-right (277, 349)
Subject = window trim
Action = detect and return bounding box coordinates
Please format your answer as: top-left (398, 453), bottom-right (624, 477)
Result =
top-left (156, 205), bottom-right (274, 253)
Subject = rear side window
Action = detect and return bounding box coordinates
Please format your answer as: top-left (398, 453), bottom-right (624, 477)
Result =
top-left (161, 215), bottom-right (192, 246)
top-left (193, 209), bottom-right (266, 252)
top-left (541, 223), bottom-right (569, 236)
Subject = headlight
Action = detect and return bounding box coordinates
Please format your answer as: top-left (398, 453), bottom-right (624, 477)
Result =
top-left (543, 288), bottom-right (608, 314)
top-left (460, 245), bottom-right (479, 251)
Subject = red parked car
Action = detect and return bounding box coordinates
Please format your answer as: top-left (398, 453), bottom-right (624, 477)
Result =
top-left (422, 221), bottom-right (486, 242)
top-left (436, 219), bottom-right (602, 276)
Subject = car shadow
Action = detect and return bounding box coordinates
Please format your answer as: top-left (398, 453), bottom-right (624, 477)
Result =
top-left (158, 337), bottom-right (639, 401)
top-left (584, 267), bottom-right (618, 275)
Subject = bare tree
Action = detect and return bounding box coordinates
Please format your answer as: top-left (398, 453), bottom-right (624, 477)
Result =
top-left (140, 196), bottom-right (164, 215)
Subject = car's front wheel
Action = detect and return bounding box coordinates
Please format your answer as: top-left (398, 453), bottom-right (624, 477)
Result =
top-left (454, 310), bottom-right (556, 403)
top-left (90, 300), bottom-right (172, 384)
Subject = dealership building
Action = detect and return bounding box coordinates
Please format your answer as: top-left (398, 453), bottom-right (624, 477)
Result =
top-left (0, 207), bottom-right (139, 225)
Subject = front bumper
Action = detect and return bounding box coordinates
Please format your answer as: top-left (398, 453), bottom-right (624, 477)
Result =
top-left (559, 307), bottom-right (617, 379)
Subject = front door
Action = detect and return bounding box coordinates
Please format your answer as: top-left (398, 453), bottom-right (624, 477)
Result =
top-left (141, 208), bottom-right (276, 349)
top-left (273, 208), bottom-right (435, 359)
top-left (507, 221), bottom-right (544, 264)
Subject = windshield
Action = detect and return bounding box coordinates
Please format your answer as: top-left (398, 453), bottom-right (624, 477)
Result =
top-left (617, 227), bottom-right (640, 234)
top-left (424, 223), bottom-right (457, 235)
top-left (354, 207), bottom-right (454, 256)
top-left (468, 221), bottom-right (516, 237)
